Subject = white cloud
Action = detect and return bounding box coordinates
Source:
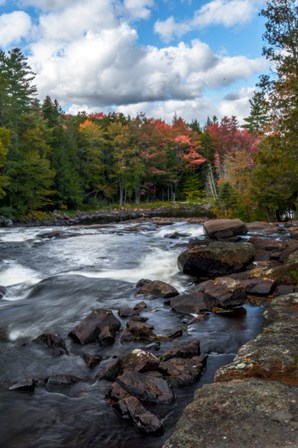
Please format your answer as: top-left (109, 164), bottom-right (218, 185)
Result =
top-left (0, 11), bottom-right (32, 47)
top-left (123, 0), bottom-right (154, 20)
top-left (218, 87), bottom-right (255, 122)
top-left (155, 0), bottom-right (262, 41)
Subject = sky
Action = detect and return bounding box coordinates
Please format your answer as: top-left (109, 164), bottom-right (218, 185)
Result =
top-left (0, 0), bottom-right (269, 124)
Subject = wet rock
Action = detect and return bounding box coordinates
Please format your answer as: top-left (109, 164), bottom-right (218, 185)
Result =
top-left (33, 333), bottom-right (69, 356)
top-left (246, 221), bottom-right (285, 236)
top-left (69, 308), bottom-right (121, 345)
top-left (170, 292), bottom-right (212, 315)
top-left (195, 277), bottom-right (246, 309)
top-left (96, 357), bottom-right (121, 381)
top-left (46, 374), bottom-right (82, 386)
top-left (130, 315), bottom-right (149, 322)
top-left (116, 371), bottom-right (175, 404)
top-left (134, 301), bottom-right (147, 311)
top-left (118, 307), bottom-right (139, 318)
top-left (9, 377), bottom-right (36, 392)
top-left (161, 355), bottom-right (207, 386)
top-left (203, 218), bottom-right (247, 240)
top-left (160, 339), bottom-right (200, 361)
top-left (82, 353), bottom-right (103, 368)
top-left (136, 279), bottom-right (179, 298)
top-left (166, 231), bottom-right (190, 239)
top-left (115, 396), bottom-right (163, 434)
top-left (0, 216), bottom-right (13, 227)
top-left (37, 230), bottom-right (62, 239)
top-left (0, 285), bottom-right (6, 299)
top-left (163, 379), bottom-right (298, 448)
top-left (178, 241), bottom-right (255, 277)
top-left (121, 349), bottom-right (160, 372)
top-left (121, 320), bottom-right (157, 342)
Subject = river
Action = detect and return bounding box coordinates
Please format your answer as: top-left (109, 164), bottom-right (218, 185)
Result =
top-left (0, 221), bottom-right (264, 448)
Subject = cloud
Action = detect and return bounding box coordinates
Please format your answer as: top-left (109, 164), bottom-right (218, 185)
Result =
top-left (218, 86), bottom-right (255, 121)
top-left (0, 11), bottom-right (32, 47)
top-left (155, 0), bottom-right (262, 42)
top-left (123, 0), bottom-right (155, 20)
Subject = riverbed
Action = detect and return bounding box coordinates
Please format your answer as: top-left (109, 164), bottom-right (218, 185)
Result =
top-left (0, 221), bottom-right (264, 448)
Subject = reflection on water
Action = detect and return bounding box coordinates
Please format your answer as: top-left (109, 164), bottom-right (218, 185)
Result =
top-left (0, 222), bottom-right (263, 448)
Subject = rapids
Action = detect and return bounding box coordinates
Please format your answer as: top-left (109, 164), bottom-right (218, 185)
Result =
top-left (0, 221), bottom-right (263, 448)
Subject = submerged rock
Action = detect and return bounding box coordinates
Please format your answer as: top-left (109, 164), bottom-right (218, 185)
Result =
top-left (9, 377), bottom-right (36, 392)
top-left (69, 308), bottom-right (121, 345)
top-left (0, 285), bottom-right (6, 299)
top-left (81, 353), bottom-right (103, 368)
top-left (178, 241), bottom-right (255, 277)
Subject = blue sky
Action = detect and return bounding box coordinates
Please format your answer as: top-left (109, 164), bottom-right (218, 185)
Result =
top-left (0, 0), bottom-right (269, 123)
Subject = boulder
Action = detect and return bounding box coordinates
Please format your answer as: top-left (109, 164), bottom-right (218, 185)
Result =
top-left (203, 219), bottom-right (247, 239)
top-left (46, 374), bottom-right (82, 386)
top-left (163, 379), bottom-right (298, 448)
top-left (161, 355), bottom-right (207, 386)
top-left (121, 349), bottom-right (160, 373)
top-left (241, 278), bottom-right (275, 295)
top-left (133, 301), bottom-right (147, 311)
top-left (246, 221), bottom-right (284, 236)
top-left (170, 291), bottom-right (212, 315)
top-left (115, 396), bottom-right (163, 434)
top-left (69, 308), bottom-right (121, 345)
top-left (178, 241), bottom-right (255, 277)
top-left (195, 277), bottom-right (246, 308)
top-left (32, 333), bottom-right (69, 356)
top-left (96, 357), bottom-right (121, 381)
top-left (265, 262), bottom-right (298, 286)
top-left (121, 320), bottom-right (156, 342)
top-left (136, 279), bottom-right (179, 298)
top-left (118, 307), bottom-right (139, 318)
top-left (160, 339), bottom-right (201, 361)
top-left (116, 371), bottom-right (175, 404)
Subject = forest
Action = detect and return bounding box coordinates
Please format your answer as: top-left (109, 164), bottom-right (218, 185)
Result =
top-left (0, 0), bottom-right (297, 222)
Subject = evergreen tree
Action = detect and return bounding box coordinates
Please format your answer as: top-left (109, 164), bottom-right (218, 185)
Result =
top-left (242, 91), bottom-right (270, 134)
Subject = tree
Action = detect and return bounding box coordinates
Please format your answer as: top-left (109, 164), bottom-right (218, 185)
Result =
top-left (242, 91), bottom-right (270, 134)
top-left (0, 127), bottom-right (10, 198)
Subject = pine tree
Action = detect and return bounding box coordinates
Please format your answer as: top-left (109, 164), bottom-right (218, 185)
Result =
top-left (242, 91), bottom-right (270, 134)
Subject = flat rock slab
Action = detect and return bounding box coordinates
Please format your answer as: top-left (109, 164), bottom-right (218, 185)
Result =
top-left (203, 219), bottom-right (247, 239)
top-left (136, 279), bottom-right (179, 298)
top-left (163, 379), bottom-right (298, 448)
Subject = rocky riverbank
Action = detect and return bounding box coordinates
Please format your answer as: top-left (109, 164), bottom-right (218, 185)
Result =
top-left (163, 219), bottom-right (298, 448)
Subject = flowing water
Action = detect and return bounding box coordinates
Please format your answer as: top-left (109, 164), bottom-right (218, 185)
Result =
top-left (0, 221), bottom-right (264, 448)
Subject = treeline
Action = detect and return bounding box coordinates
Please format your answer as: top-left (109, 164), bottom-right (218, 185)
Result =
top-left (0, 0), bottom-right (297, 221)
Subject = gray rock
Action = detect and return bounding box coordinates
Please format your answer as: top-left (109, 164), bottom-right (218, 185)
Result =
top-left (136, 279), bottom-right (179, 298)
top-left (115, 396), bottom-right (163, 434)
top-left (203, 218), bottom-right (247, 239)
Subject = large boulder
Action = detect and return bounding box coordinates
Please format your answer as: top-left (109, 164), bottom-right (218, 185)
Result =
top-left (136, 279), bottom-right (179, 298)
top-left (203, 219), bottom-right (247, 240)
top-left (69, 308), bottom-right (121, 345)
top-left (170, 292), bottom-right (213, 315)
top-left (163, 379), bottom-right (298, 448)
top-left (178, 241), bottom-right (255, 277)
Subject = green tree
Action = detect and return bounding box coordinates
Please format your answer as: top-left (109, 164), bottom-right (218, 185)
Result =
top-left (242, 91), bottom-right (270, 134)
top-left (0, 127), bottom-right (10, 198)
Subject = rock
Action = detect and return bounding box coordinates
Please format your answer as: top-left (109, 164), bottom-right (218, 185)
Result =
top-left (118, 307), bottom-right (139, 318)
top-left (246, 221), bottom-right (284, 236)
top-left (136, 279), bottom-right (179, 298)
top-left (288, 249), bottom-right (298, 263)
top-left (215, 294), bottom-right (298, 385)
top-left (0, 216), bottom-right (13, 227)
top-left (9, 377), bottom-right (36, 392)
top-left (160, 339), bottom-right (201, 361)
top-left (121, 320), bottom-right (156, 342)
top-left (115, 396), bottom-right (163, 434)
top-left (96, 357), bottom-right (121, 381)
top-left (32, 333), bottom-right (69, 356)
top-left (195, 277), bottom-right (246, 309)
top-left (163, 379), bottom-right (298, 448)
top-left (0, 285), bottom-right (6, 298)
top-left (161, 355), bottom-right (207, 386)
top-left (121, 349), bottom-right (160, 372)
top-left (178, 241), bottom-right (255, 277)
top-left (203, 219), bottom-right (247, 239)
top-left (241, 278), bottom-right (275, 295)
top-left (134, 301), bottom-right (147, 311)
top-left (116, 371), bottom-right (175, 404)
top-left (37, 230), bottom-right (62, 239)
top-left (46, 374), bottom-right (82, 386)
top-left (69, 308), bottom-right (121, 345)
top-left (265, 262), bottom-right (298, 286)
top-left (166, 231), bottom-right (190, 239)
top-left (170, 292), bottom-right (212, 315)
top-left (82, 353), bottom-right (103, 368)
